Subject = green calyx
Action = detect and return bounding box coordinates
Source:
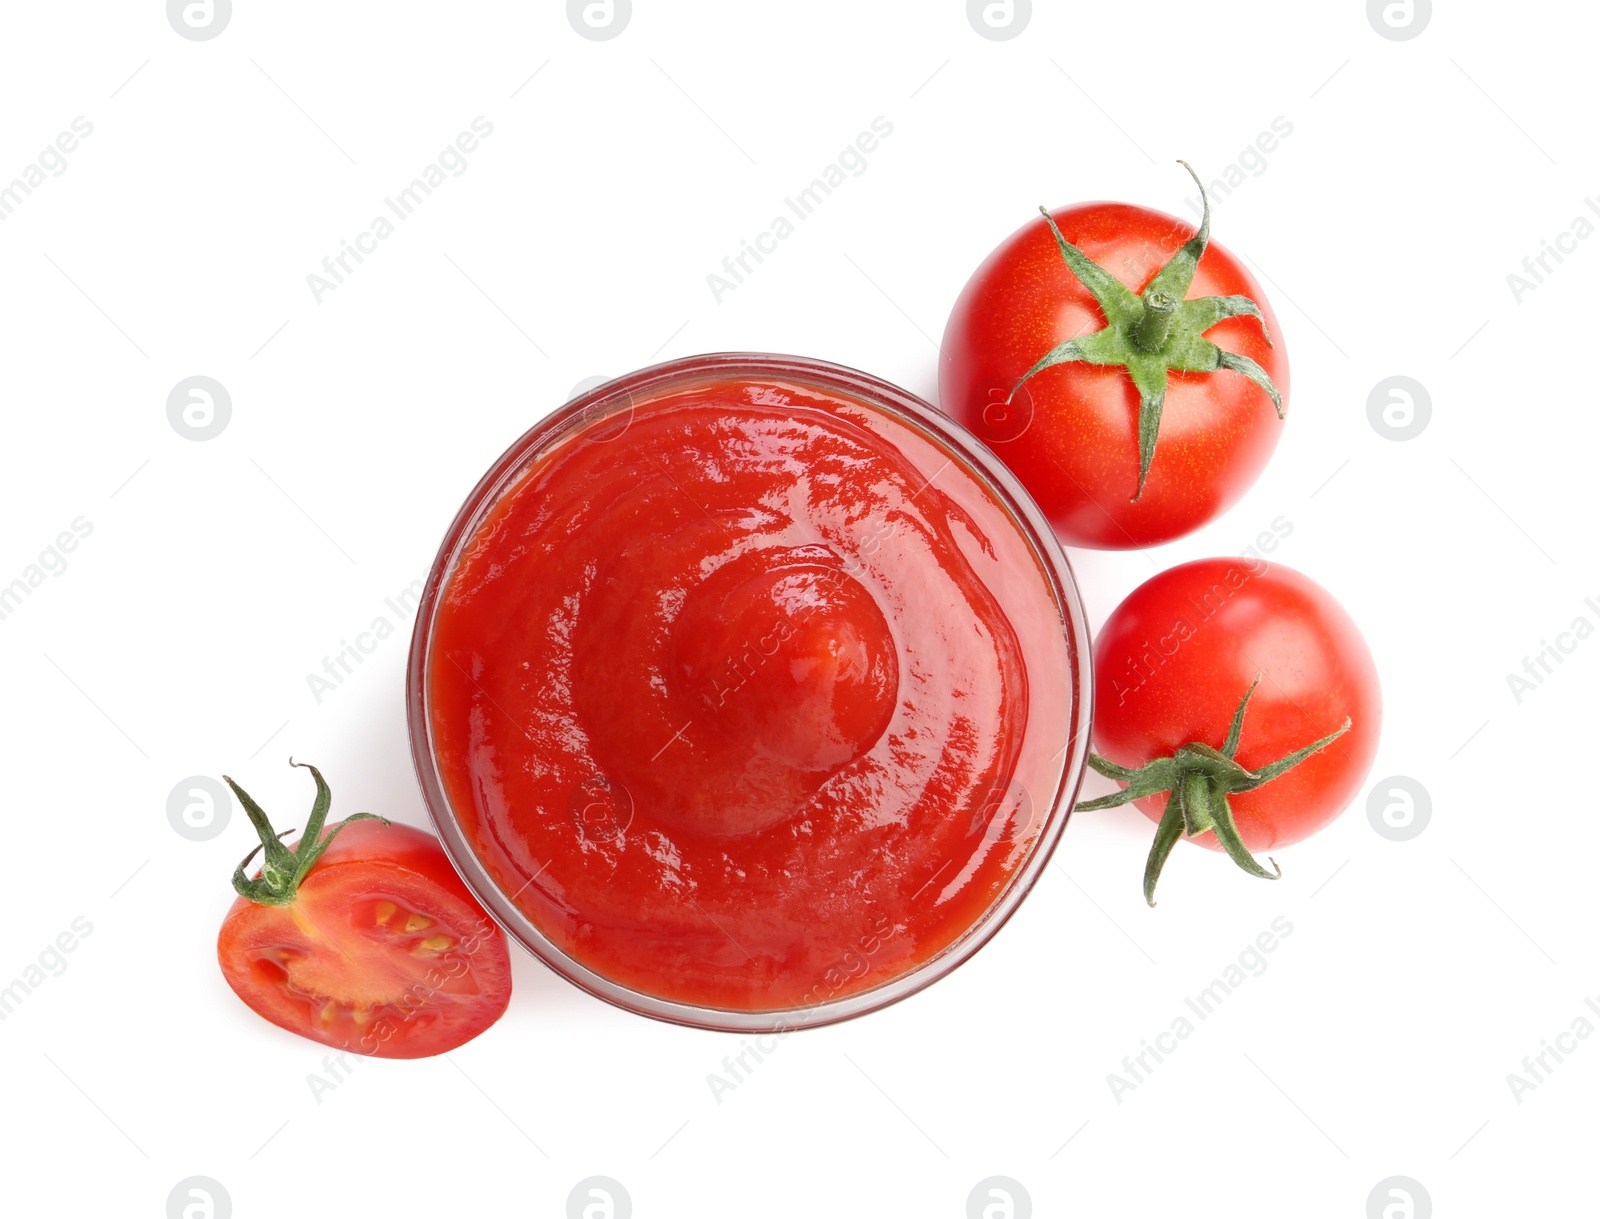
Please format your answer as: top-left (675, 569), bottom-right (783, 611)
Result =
top-left (225, 759), bottom-right (387, 907)
top-left (1078, 680), bottom-right (1350, 906)
top-left (1010, 161), bottom-right (1285, 500)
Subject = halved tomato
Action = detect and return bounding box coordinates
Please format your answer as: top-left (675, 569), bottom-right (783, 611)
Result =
top-left (216, 762), bottom-right (511, 1059)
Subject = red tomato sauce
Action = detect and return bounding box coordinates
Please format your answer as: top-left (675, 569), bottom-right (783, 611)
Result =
top-left (427, 375), bottom-right (1072, 1013)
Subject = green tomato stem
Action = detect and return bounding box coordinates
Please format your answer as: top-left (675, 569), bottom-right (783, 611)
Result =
top-left (1011, 162), bottom-right (1285, 500)
top-left (1077, 681), bottom-right (1351, 905)
top-left (1132, 291), bottom-right (1178, 352)
top-left (225, 760), bottom-right (389, 907)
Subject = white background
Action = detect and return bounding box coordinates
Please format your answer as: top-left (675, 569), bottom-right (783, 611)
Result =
top-left (0, 2), bottom-right (1590, 1216)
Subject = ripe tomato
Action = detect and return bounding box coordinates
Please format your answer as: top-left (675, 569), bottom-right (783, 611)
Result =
top-left (1083, 559), bottom-right (1380, 903)
top-left (217, 763), bottom-right (511, 1059)
top-left (940, 164), bottom-right (1288, 549)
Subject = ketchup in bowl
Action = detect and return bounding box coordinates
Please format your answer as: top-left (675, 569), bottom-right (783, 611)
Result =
top-left (409, 354), bottom-right (1089, 1030)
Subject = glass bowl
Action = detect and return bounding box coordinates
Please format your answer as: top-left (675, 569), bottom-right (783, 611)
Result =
top-left (406, 353), bottom-right (1091, 1032)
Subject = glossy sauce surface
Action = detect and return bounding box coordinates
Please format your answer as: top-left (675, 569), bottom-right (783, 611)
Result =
top-left (428, 376), bottom-right (1072, 1012)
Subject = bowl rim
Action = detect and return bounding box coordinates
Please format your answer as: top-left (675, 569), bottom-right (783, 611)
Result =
top-left (405, 351), bottom-right (1092, 1033)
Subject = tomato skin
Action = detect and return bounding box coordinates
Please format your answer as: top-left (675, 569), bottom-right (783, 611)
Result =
top-left (940, 202), bottom-right (1289, 549)
top-left (217, 819), bottom-right (512, 1060)
top-left (1091, 559), bottom-right (1380, 852)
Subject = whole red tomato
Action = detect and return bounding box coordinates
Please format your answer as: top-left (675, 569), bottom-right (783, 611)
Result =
top-left (217, 762), bottom-right (512, 1058)
top-left (1083, 559), bottom-right (1380, 903)
top-left (940, 164), bottom-right (1288, 549)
